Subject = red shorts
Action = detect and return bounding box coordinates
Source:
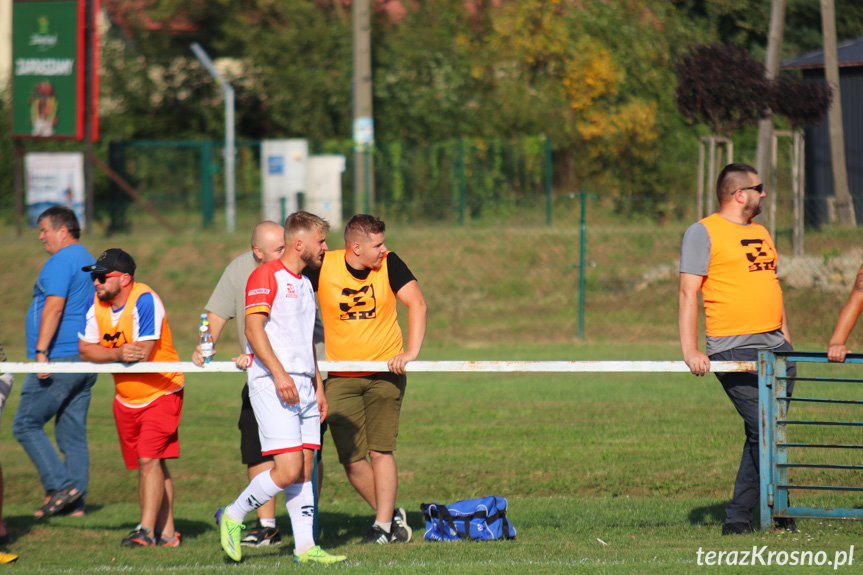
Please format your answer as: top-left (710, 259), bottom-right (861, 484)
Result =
top-left (113, 390), bottom-right (183, 470)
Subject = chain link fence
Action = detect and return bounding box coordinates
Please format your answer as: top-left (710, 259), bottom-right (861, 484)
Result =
top-left (103, 137), bottom-right (552, 231)
top-left (94, 137), bottom-right (863, 347)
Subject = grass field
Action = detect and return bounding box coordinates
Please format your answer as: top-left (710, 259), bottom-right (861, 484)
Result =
top-left (2, 222), bottom-right (863, 573)
top-left (3, 343), bottom-right (863, 573)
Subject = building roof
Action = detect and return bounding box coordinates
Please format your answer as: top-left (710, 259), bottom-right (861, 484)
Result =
top-left (781, 35), bottom-right (863, 70)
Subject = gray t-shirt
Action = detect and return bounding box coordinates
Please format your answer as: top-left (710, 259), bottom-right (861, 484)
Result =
top-left (206, 251), bottom-right (324, 352)
top-left (680, 221), bottom-right (785, 356)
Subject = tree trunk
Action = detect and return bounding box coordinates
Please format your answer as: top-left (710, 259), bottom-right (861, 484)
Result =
top-left (756, 0), bottom-right (786, 195)
top-left (821, 0), bottom-right (856, 226)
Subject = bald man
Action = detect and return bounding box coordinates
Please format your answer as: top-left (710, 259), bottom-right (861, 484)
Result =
top-left (193, 221), bottom-right (310, 546)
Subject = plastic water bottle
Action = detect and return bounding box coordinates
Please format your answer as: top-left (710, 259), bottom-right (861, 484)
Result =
top-left (199, 313), bottom-right (214, 364)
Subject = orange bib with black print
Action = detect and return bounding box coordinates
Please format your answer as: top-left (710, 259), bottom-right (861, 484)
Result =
top-left (700, 213), bottom-right (783, 337)
top-left (94, 282), bottom-right (184, 406)
top-left (318, 250), bottom-right (403, 376)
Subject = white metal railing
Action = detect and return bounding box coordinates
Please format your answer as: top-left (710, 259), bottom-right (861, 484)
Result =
top-left (2, 360), bottom-right (756, 374)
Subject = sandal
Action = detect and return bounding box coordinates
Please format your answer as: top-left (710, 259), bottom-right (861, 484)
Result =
top-left (33, 490), bottom-right (57, 519)
top-left (34, 485), bottom-right (83, 519)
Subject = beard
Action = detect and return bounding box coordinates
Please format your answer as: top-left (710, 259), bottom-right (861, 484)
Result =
top-left (743, 197), bottom-right (762, 219)
top-left (96, 285), bottom-right (120, 302)
top-left (301, 248), bottom-right (324, 269)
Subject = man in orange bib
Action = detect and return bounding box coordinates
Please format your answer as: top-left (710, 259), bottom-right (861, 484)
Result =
top-left (78, 249), bottom-right (184, 548)
top-left (304, 214), bottom-right (427, 544)
top-left (679, 163), bottom-right (796, 535)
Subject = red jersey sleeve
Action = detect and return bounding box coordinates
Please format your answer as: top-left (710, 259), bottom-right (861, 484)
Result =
top-left (245, 262), bottom-right (277, 316)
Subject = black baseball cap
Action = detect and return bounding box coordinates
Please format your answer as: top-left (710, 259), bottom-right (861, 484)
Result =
top-left (82, 248), bottom-right (137, 275)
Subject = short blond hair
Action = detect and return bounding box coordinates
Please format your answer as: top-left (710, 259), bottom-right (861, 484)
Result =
top-left (285, 211), bottom-right (330, 237)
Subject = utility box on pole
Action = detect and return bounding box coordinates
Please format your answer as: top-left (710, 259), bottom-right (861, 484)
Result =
top-left (307, 155), bottom-right (345, 229)
top-left (261, 140), bottom-right (344, 227)
top-left (261, 139), bottom-right (308, 223)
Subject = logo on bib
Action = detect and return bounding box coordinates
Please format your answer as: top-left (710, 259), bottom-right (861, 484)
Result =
top-left (740, 239), bottom-right (776, 272)
top-left (339, 285), bottom-right (376, 320)
top-left (102, 331), bottom-right (128, 348)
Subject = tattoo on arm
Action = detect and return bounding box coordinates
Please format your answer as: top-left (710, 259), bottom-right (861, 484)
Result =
top-left (855, 270), bottom-right (863, 292)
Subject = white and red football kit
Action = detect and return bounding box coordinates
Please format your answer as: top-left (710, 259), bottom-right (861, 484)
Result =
top-left (244, 259), bottom-right (320, 455)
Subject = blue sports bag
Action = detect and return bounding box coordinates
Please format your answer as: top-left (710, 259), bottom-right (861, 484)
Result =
top-left (421, 496), bottom-right (516, 541)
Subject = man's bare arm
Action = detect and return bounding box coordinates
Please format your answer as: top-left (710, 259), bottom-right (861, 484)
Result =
top-left (79, 339), bottom-right (156, 363)
top-left (388, 280), bottom-right (427, 375)
top-left (35, 296), bottom-right (65, 378)
top-left (828, 265), bottom-right (863, 362)
top-left (679, 272), bottom-right (709, 376)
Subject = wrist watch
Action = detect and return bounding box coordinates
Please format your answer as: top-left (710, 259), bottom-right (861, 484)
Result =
top-left (36, 349), bottom-right (49, 357)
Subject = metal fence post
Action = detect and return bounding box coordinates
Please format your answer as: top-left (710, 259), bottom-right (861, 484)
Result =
top-left (364, 148), bottom-right (372, 213)
top-left (458, 139), bottom-right (466, 226)
top-left (758, 349), bottom-right (776, 530)
top-left (578, 189), bottom-right (587, 340)
top-left (201, 140), bottom-right (214, 228)
top-left (774, 352), bottom-right (790, 522)
top-left (545, 135), bottom-right (552, 226)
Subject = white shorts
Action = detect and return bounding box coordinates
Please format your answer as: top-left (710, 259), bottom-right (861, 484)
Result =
top-left (249, 374), bottom-right (321, 456)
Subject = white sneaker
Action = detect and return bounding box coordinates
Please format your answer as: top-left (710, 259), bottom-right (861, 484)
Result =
top-left (0, 373), bottom-right (13, 412)
top-left (391, 507), bottom-right (412, 542)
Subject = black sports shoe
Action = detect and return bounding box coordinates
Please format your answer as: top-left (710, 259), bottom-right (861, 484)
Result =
top-left (775, 517), bottom-right (798, 533)
top-left (360, 525), bottom-right (390, 545)
top-left (241, 522), bottom-right (283, 547)
top-left (721, 522), bottom-right (754, 535)
top-left (390, 508), bottom-right (412, 543)
top-left (121, 524), bottom-right (156, 547)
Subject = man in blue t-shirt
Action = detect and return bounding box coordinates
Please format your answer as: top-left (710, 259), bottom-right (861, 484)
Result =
top-left (12, 206), bottom-right (97, 519)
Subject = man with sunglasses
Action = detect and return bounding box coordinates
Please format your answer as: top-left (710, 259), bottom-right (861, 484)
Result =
top-left (13, 206), bottom-right (96, 519)
top-left (79, 249), bottom-right (185, 548)
top-left (678, 163), bottom-right (796, 535)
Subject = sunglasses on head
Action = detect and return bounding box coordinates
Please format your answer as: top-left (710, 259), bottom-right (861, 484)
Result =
top-left (91, 271), bottom-right (124, 283)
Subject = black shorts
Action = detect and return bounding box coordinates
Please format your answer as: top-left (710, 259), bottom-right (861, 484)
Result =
top-left (239, 382), bottom-right (327, 466)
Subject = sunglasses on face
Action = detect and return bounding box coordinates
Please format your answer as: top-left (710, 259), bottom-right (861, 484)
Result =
top-left (91, 271), bottom-right (124, 283)
top-left (737, 183), bottom-right (764, 194)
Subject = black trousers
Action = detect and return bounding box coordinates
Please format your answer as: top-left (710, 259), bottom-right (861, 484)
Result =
top-left (710, 341), bottom-right (796, 525)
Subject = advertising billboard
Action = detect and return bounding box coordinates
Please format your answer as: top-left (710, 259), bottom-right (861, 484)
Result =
top-left (25, 152), bottom-right (86, 227)
top-left (12, 0), bottom-right (85, 139)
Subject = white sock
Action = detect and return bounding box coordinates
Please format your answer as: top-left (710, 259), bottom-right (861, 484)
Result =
top-left (259, 517), bottom-right (277, 529)
top-left (374, 520), bottom-right (392, 533)
top-left (226, 470), bottom-right (281, 523)
top-left (285, 481), bottom-right (316, 554)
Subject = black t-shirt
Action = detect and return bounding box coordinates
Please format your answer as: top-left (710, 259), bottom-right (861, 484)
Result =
top-left (304, 252), bottom-right (416, 295)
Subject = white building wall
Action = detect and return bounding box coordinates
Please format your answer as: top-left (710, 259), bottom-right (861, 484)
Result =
top-left (0, 0), bottom-right (12, 89)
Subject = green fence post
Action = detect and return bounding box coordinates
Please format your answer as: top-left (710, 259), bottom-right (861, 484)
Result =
top-left (458, 139), bottom-right (466, 226)
top-left (297, 191), bottom-right (306, 211)
top-left (578, 189), bottom-right (587, 339)
top-left (545, 136), bottom-right (552, 226)
top-left (201, 140), bottom-right (214, 228)
top-left (364, 149), bottom-right (371, 213)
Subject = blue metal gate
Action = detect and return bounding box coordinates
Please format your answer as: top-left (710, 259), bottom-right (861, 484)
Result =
top-left (759, 350), bottom-right (863, 529)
